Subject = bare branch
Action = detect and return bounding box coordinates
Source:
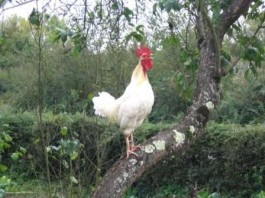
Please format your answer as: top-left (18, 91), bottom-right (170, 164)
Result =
top-left (0, 0), bottom-right (34, 12)
top-left (92, 112), bottom-right (207, 198)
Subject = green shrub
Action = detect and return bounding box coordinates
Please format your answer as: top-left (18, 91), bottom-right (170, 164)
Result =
top-left (0, 109), bottom-right (171, 195)
top-left (129, 122), bottom-right (265, 197)
top-left (125, 182), bottom-right (189, 198)
top-left (1, 107), bottom-right (265, 197)
top-left (214, 74), bottom-right (265, 124)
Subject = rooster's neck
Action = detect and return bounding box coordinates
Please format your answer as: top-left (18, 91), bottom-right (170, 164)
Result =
top-left (131, 61), bottom-right (148, 84)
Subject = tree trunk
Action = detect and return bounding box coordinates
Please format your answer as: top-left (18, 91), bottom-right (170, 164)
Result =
top-left (92, 1), bottom-right (252, 197)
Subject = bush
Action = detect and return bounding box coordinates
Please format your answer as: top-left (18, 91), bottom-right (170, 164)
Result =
top-left (128, 122), bottom-right (265, 197)
top-left (0, 109), bottom-right (171, 196)
top-left (1, 109), bottom-right (265, 197)
top-left (214, 73), bottom-right (265, 124)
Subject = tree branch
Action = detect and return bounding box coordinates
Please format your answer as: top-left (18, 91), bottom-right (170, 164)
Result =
top-left (0, 0), bottom-right (34, 11)
top-left (92, 1), bottom-right (253, 197)
top-left (93, 106), bottom-right (213, 197)
top-left (220, 0), bottom-right (253, 39)
top-left (196, 0), bottom-right (221, 78)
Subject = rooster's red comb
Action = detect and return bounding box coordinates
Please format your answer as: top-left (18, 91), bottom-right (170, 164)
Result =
top-left (136, 46), bottom-right (152, 58)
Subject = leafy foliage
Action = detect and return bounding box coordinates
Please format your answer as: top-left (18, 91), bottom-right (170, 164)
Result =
top-left (128, 122), bottom-right (265, 197)
top-left (0, 109), bottom-right (170, 196)
top-left (214, 72), bottom-right (265, 124)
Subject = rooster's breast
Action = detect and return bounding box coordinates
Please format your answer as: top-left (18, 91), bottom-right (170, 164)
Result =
top-left (117, 81), bottom-right (154, 134)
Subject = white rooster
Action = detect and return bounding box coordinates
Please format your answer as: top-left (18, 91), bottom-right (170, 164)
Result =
top-left (92, 46), bottom-right (155, 158)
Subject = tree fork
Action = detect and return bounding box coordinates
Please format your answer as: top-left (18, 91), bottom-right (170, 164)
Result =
top-left (92, 1), bottom-right (253, 197)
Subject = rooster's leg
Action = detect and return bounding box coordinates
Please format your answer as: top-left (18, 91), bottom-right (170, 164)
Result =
top-left (129, 133), bottom-right (142, 151)
top-left (125, 134), bottom-right (138, 159)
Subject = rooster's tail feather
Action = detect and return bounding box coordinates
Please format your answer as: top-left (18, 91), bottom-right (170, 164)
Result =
top-left (92, 92), bottom-right (116, 119)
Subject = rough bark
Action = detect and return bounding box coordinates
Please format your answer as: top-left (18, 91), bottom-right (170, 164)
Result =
top-left (220, 0), bottom-right (252, 39)
top-left (92, 1), bottom-right (253, 197)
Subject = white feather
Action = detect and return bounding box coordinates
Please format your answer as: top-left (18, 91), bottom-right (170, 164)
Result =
top-left (92, 92), bottom-right (116, 119)
top-left (92, 62), bottom-right (154, 136)
top-left (116, 80), bottom-right (154, 135)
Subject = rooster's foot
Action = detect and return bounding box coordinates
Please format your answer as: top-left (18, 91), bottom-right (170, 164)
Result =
top-left (130, 144), bottom-right (142, 152)
top-left (126, 150), bottom-right (138, 159)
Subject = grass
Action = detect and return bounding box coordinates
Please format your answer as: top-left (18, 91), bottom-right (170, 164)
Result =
top-left (4, 179), bottom-right (90, 198)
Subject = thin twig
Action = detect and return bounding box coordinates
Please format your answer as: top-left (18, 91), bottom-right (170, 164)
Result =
top-left (0, 0), bottom-right (35, 12)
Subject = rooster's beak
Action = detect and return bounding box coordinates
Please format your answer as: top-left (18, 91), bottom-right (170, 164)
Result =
top-left (140, 53), bottom-right (153, 60)
top-left (150, 53), bottom-right (153, 59)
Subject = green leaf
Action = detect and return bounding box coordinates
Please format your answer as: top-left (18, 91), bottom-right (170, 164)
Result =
top-left (0, 164), bottom-right (8, 172)
top-left (238, 35), bottom-right (249, 46)
top-left (54, 28), bottom-right (69, 44)
top-left (256, 191), bottom-right (265, 198)
top-left (136, 25), bottom-right (144, 35)
top-left (87, 93), bottom-right (94, 101)
top-left (71, 45), bottom-right (82, 57)
top-left (176, 72), bottom-right (184, 82)
top-left (221, 50), bottom-right (231, 68)
top-left (61, 33), bottom-right (67, 44)
top-left (153, 3), bottom-right (158, 15)
top-left (3, 142), bottom-right (11, 149)
top-left (163, 0), bottom-right (182, 12)
top-left (123, 7), bottom-right (134, 23)
top-left (88, 12), bottom-right (95, 20)
top-left (198, 189), bottom-right (210, 198)
top-left (246, 47), bottom-right (259, 60)
top-left (111, 2), bottom-right (119, 10)
top-left (46, 146), bottom-right (52, 153)
top-left (70, 176), bottom-right (78, 184)
top-left (28, 8), bottom-right (40, 27)
top-left (51, 32), bottom-right (61, 43)
top-left (97, 8), bottom-right (103, 19)
top-left (11, 153), bottom-right (19, 161)
top-left (221, 56), bottom-right (230, 67)
top-left (62, 160), bottom-right (69, 169)
top-left (19, 147), bottom-right (27, 154)
top-left (163, 35), bottom-right (180, 46)
top-left (209, 192), bottom-right (221, 198)
top-left (232, 23), bottom-right (241, 32)
top-left (126, 31), bottom-right (143, 43)
top-left (3, 133), bottom-right (12, 142)
top-left (183, 57), bottom-right (192, 66)
top-left (133, 34), bottom-right (143, 42)
top-left (70, 151), bottom-right (79, 160)
top-left (0, 176), bottom-right (11, 187)
top-left (60, 126), bottom-right (68, 136)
